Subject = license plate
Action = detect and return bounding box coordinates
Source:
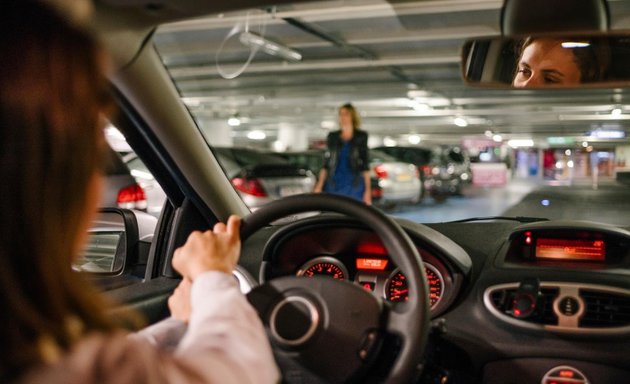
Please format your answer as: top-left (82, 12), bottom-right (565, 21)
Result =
top-left (279, 186), bottom-right (304, 196)
top-left (396, 174), bottom-right (412, 182)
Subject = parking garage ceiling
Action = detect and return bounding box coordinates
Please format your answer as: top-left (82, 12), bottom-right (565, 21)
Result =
top-left (154, 0), bottom-right (630, 147)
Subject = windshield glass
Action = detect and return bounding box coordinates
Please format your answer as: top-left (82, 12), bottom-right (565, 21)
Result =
top-left (153, 0), bottom-right (630, 226)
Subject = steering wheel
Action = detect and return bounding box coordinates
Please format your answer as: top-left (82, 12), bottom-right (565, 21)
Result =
top-left (241, 194), bottom-right (430, 383)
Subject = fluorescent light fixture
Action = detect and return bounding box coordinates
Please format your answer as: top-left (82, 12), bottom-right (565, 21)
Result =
top-left (408, 134), bottom-right (421, 145)
top-left (547, 137), bottom-right (574, 145)
top-left (320, 120), bottom-right (335, 129)
top-left (611, 107), bottom-right (622, 117)
top-left (240, 32), bottom-right (302, 62)
top-left (507, 139), bottom-right (534, 148)
top-left (383, 137), bottom-right (397, 147)
top-left (453, 117), bottom-right (468, 127)
top-left (561, 41), bottom-right (590, 48)
top-left (588, 129), bottom-right (625, 139)
top-left (227, 116), bottom-right (241, 127)
top-left (407, 99), bottom-right (430, 111)
top-left (247, 130), bottom-right (266, 140)
top-left (492, 134), bottom-right (503, 142)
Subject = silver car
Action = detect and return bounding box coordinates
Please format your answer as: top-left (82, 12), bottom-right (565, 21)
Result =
top-left (369, 149), bottom-right (421, 208)
top-left (213, 147), bottom-right (316, 210)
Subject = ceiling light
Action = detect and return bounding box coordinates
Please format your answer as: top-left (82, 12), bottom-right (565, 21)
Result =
top-left (507, 139), bottom-right (534, 148)
top-left (407, 99), bottom-right (430, 111)
top-left (453, 117), bottom-right (468, 127)
top-left (611, 107), bottom-right (622, 117)
top-left (247, 130), bottom-right (266, 140)
top-left (383, 137), bottom-right (397, 147)
top-left (484, 130), bottom-right (493, 138)
top-left (588, 129), bottom-right (625, 139)
top-left (321, 120), bottom-right (335, 129)
top-left (239, 31), bottom-right (302, 62)
top-left (227, 116), bottom-right (241, 127)
top-left (493, 134), bottom-right (503, 142)
top-left (408, 134), bottom-right (421, 145)
top-left (561, 41), bottom-right (590, 48)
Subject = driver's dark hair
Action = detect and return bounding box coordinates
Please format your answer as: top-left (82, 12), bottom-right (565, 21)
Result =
top-left (0, 1), bottom-right (121, 380)
top-left (516, 36), bottom-right (610, 82)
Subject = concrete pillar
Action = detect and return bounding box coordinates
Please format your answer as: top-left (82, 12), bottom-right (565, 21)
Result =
top-left (197, 118), bottom-right (233, 146)
top-left (277, 124), bottom-right (308, 151)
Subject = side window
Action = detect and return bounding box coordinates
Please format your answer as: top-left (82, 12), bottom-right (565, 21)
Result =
top-left (103, 125), bottom-right (166, 218)
top-left (74, 125), bottom-right (165, 285)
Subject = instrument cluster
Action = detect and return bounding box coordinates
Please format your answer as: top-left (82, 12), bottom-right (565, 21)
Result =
top-left (295, 254), bottom-right (445, 309)
top-left (262, 224), bottom-right (461, 316)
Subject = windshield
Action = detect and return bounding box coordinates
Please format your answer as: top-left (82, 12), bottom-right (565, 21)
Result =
top-left (152, 0), bottom-right (630, 227)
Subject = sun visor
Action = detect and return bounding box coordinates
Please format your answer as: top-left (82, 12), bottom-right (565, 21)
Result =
top-left (501, 0), bottom-right (609, 35)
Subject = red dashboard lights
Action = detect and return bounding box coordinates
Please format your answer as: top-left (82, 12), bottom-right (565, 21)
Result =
top-left (356, 258), bottom-right (389, 270)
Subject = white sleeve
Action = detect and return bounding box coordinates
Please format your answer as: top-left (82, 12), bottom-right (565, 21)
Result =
top-left (130, 317), bottom-right (187, 352)
top-left (174, 271), bottom-right (280, 384)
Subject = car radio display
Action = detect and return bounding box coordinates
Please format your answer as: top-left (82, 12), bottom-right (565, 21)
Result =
top-left (535, 238), bottom-right (605, 261)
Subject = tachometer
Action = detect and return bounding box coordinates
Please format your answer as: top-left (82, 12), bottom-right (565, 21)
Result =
top-left (297, 256), bottom-right (348, 280)
top-left (385, 263), bottom-right (444, 308)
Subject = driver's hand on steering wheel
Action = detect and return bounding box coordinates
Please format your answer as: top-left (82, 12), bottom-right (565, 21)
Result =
top-left (168, 278), bottom-right (192, 322)
top-left (172, 215), bottom-right (242, 280)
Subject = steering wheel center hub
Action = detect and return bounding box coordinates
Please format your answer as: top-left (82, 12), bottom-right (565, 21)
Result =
top-left (270, 296), bottom-right (320, 346)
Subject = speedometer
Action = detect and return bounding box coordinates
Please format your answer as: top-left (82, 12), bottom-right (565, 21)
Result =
top-left (297, 256), bottom-right (348, 280)
top-left (385, 263), bottom-right (444, 308)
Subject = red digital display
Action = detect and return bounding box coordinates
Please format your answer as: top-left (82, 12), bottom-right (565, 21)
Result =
top-left (535, 238), bottom-right (605, 261)
top-left (356, 242), bottom-right (386, 255)
top-left (356, 258), bottom-right (389, 270)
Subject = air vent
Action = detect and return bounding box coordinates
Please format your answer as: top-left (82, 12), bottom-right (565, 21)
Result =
top-left (484, 282), bottom-right (630, 334)
top-left (579, 289), bottom-right (630, 328)
top-left (489, 287), bottom-right (559, 325)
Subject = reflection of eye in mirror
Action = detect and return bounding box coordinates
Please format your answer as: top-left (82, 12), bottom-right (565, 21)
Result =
top-left (462, 34), bottom-right (630, 88)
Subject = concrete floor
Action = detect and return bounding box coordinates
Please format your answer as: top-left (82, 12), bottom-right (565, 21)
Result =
top-left (390, 176), bottom-right (630, 227)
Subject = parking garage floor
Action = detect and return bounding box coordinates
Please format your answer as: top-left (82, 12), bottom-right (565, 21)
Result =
top-left (391, 176), bottom-right (627, 224)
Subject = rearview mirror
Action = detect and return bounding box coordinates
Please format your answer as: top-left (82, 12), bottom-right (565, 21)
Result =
top-left (462, 34), bottom-right (630, 88)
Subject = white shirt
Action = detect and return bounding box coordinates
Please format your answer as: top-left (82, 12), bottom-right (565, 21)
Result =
top-left (22, 272), bottom-right (280, 384)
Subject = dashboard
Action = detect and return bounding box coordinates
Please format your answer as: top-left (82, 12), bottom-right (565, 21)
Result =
top-left (238, 215), bottom-right (630, 383)
top-left (258, 217), bottom-right (469, 317)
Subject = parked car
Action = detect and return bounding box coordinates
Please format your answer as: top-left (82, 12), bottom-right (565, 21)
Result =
top-left (122, 153), bottom-right (168, 217)
top-left (374, 145), bottom-right (471, 201)
top-left (213, 147), bottom-right (316, 209)
top-left (103, 148), bottom-right (148, 212)
top-left (275, 149), bottom-right (325, 177)
top-left (369, 149), bottom-right (421, 207)
top-left (432, 145), bottom-right (472, 195)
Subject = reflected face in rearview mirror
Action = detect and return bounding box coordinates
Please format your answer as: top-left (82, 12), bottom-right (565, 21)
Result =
top-left (513, 38), bottom-right (582, 86)
top-left (462, 34), bottom-right (626, 89)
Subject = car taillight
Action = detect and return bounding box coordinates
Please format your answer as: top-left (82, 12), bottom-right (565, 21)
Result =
top-left (232, 177), bottom-right (268, 197)
top-left (374, 164), bottom-right (388, 179)
top-left (421, 165), bottom-right (432, 177)
top-left (117, 183), bottom-right (147, 210)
